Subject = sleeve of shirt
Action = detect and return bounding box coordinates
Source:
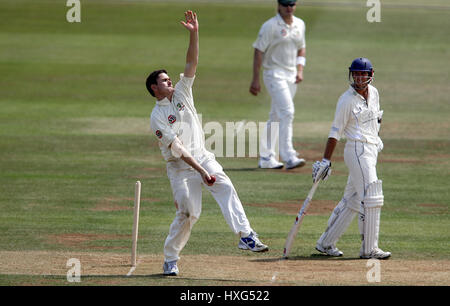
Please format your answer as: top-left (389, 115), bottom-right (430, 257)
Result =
top-left (176, 73), bottom-right (195, 92)
top-left (373, 87), bottom-right (380, 110)
top-left (174, 73), bottom-right (195, 107)
top-left (328, 95), bottom-right (351, 141)
top-left (150, 111), bottom-right (177, 148)
top-left (297, 21), bottom-right (306, 49)
top-left (252, 21), bottom-right (272, 53)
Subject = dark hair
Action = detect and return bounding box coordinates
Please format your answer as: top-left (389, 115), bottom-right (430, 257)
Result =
top-left (146, 69), bottom-right (167, 97)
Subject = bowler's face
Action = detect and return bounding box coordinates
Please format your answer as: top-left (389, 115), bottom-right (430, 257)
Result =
top-left (155, 73), bottom-right (174, 97)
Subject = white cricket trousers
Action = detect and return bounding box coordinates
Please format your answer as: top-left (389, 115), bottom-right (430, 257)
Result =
top-left (260, 74), bottom-right (298, 162)
top-left (164, 157), bottom-right (253, 262)
top-left (318, 141), bottom-right (380, 247)
top-left (344, 140), bottom-right (379, 202)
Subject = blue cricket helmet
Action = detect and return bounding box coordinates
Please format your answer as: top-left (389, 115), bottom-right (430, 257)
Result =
top-left (348, 57), bottom-right (374, 89)
top-left (349, 57), bottom-right (374, 75)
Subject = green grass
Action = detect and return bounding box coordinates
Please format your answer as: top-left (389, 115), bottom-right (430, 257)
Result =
top-left (0, 0), bottom-right (449, 286)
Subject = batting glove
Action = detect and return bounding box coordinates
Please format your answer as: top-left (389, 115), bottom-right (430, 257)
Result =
top-left (376, 137), bottom-right (384, 153)
top-left (312, 158), bottom-right (332, 183)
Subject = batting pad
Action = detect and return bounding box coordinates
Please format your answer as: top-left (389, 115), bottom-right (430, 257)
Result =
top-left (319, 200), bottom-right (357, 247)
top-left (361, 180), bottom-right (383, 254)
top-left (364, 180), bottom-right (384, 208)
top-left (362, 207), bottom-right (381, 255)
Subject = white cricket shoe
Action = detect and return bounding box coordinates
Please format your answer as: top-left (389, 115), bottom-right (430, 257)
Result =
top-left (360, 248), bottom-right (391, 259)
top-left (315, 243), bottom-right (343, 257)
top-left (258, 156), bottom-right (283, 169)
top-left (239, 232), bottom-right (269, 252)
top-left (285, 156), bottom-right (306, 170)
top-left (163, 260), bottom-right (179, 276)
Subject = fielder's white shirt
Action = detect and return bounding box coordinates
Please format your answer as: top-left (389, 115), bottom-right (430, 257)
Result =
top-left (329, 84), bottom-right (383, 145)
top-left (150, 74), bottom-right (211, 169)
top-left (253, 13), bottom-right (306, 80)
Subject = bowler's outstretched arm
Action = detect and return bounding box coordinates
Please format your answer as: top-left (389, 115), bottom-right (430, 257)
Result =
top-left (181, 10), bottom-right (199, 78)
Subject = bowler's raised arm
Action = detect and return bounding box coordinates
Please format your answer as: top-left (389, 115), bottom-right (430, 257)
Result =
top-left (181, 10), bottom-right (199, 78)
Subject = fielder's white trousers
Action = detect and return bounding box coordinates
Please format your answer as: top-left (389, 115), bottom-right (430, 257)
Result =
top-left (260, 74), bottom-right (298, 162)
top-left (318, 141), bottom-right (380, 247)
top-left (164, 157), bottom-right (253, 262)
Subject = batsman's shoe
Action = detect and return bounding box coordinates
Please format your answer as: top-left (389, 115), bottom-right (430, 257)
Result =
top-left (239, 232), bottom-right (269, 252)
top-left (163, 260), bottom-right (179, 276)
top-left (286, 156), bottom-right (306, 170)
top-left (258, 156), bottom-right (283, 169)
top-left (315, 243), bottom-right (343, 257)
top-left (360, 248), bottom-right (391, 259)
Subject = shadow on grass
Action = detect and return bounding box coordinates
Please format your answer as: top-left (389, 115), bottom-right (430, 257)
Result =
top-left (250, 254), bottom-right (361, 262)
top-left (222, 168), bottom-right (259, 172)
top-left (35, 274), bottom-right (259, 285)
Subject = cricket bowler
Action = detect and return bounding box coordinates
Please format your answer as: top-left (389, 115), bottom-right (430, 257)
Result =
top-left (147, 11), bottom-right (268, 276)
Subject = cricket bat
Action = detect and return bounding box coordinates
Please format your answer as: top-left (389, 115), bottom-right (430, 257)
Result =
top-left (283, 180), bottom-right (321, 258)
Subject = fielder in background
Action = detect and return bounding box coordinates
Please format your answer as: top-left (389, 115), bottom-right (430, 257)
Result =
top-left (147, 11), bottom-right (268, 277)
top-left (312, 57), bottom-right (391, 259)
top-left (250, 0), bottom-right (306, 170)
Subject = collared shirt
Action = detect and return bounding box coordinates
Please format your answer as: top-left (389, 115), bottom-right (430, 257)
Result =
top-left (253, 13), bottom-right (306, 80)
top-left (328, 84), bottom-right (383, 145)
top-left (150, 74), bottom-right (208, 168)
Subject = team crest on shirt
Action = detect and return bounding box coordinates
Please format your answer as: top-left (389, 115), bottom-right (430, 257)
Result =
top-left (176, 102), bottom-right (185, 111)
top-left (155, 130), bottom-right (163, 139)
top-left (281, 29), bottom-right (287, 37)
top-left (168, 115), bottom-right (177, 124)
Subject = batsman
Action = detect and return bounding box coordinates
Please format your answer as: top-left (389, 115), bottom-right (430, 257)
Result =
top-left (312, 58), bottom-right (391, 259)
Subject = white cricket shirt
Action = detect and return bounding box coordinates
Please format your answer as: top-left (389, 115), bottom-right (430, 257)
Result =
top-left (150, 74), bottom-right (210, 168)
top-left (253, 13), bottom-right (306, 80)
top-left (328, 85), bottom-right (383, 145)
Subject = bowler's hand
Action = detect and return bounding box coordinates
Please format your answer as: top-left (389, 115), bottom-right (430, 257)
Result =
top-left (199, 169), bottom-right (214, 186)
top-left (249, 80), bottom-right (261, 96)
top-left (181, 10), bottom-right (198, 32)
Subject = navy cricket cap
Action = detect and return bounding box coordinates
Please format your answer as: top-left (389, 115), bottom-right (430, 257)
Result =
top-left (278, 0), bottom-right (297, 5)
